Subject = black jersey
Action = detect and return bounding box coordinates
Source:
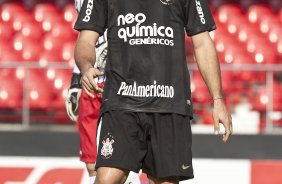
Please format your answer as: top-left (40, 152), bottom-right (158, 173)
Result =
top-left (75, 0), bottom-right (216, 116)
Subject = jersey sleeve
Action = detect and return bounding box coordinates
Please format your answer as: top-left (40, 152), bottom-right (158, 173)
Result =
top-left (74, 0), bottom-right (107, 35)
top-left (184, 0), bottom-right (216, 36)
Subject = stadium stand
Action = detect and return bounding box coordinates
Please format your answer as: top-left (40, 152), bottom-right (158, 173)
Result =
top-left (0, 0), bottom-right (281, 130)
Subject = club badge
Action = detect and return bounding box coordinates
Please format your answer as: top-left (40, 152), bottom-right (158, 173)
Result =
top-left (101, 133), bottom-right (115, 159)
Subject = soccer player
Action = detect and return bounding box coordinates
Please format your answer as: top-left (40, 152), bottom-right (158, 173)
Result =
top-left (65, 0), bottom-right (107, 183)
top-left (74, 0), bottom-right (233, 183)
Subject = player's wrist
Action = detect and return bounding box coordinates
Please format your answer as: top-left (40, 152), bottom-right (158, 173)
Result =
top-left (80, 64), bottom-right (94, 76)
top-left (213, 97), bottom-right (224, 101)
top-left (70, 73), bottom-right (82, 89)
top-left (212, 96), bottom-right (225, 106)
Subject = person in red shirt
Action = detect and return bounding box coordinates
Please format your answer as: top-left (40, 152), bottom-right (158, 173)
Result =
top-left (65, 1), bottom-right (107, 183)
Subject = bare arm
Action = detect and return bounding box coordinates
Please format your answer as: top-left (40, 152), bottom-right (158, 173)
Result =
top-left (74, 30), bottom-right (103, 97)
top-left (192, 31), bottom-right (232, 142)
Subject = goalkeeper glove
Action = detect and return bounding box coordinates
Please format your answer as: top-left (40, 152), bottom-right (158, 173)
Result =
top-left (65, 73), bottom-right (82, 122)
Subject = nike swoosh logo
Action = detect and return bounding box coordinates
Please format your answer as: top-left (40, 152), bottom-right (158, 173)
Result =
top-left (182, 164), bottom-right (191, 170)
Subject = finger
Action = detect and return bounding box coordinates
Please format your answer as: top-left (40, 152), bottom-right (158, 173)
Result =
top-left (222, 120), bottom-right (232, 142)
top-left (82, 85), bottom-right (94, 98)
top-left (81, 74), bottom-right (94, 89)
top-left (213, 115), bottom-right (220, 135)
top-left (81, 78), bottom-right (93, 92)
top-left (81, 79), bottom-right (95, 98)
top-left (223, 131), bottom-right (231, 143)
top-left (230, 116), bottom-right (233, 134)
top-left (87, 77), bottom-right (103, 93)
top-left (93, 87), bottom-right (103, 94)
top-left (86, 72), bottom-right (97, 89)
top-left (86, 71), bottom-right (103, 93)
top-left (93, 69), bottom-right (104, 76)
top-left (92, 70), bottom-right (104, 93)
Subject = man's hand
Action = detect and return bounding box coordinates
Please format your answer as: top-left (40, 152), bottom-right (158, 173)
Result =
top-left (192, 32), bottom-right (232, 142)
top-left (213, 99), bottom-right (233, 143)
top-left (80, 67), bottom-right (104, 98)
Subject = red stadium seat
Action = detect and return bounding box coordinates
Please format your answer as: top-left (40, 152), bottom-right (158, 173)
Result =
top-left (0, 22), bottom-right (14, 41)
top-left (20, 21), bottom-right (44, 40)
top-left (246, 35), bottom-right (270, 54)
top-left (13, 34), bottom-right (44, 63)
top-left (222, 45), bottom-right (240, 64)
top-left (11, 11), bottom-right (34, 31)
top-left (0, 69), bottom-right (22, 109)
top-left (259, 14), bottom-right (281, 34)
top-left (51, 69), bottom-right (72, 109)
top-left (247, 5), bottom-right (273, 24)
top-left (225, 14), bottom-right (249, 35)
top-left (53, 84), bottom-right (68, 110)
top-left (41, 15), bottom-right (65, 32)
top-left (191, 72), bottom-right (210, 103)
top-left (253, 83), bottom-right (282, 111)
top-left (0, 49), bottom-right (23, 62)
top-left (52, 69), bottom-right (72, 91)
top-left (238, 71), bottom-right (256, 83)
top-left (223, 46), bottom-right (253, 65)
top-left (201, 108), bottom-right (214, 125)
top-left (40, 50), bottom-right (63, 64)
top-left (63, 4), bottom-right (78, 37)
top-left (212, 24), bottom-right (229, 41)
top-left (237, 24), bottom-right (262, 43)
top-left (280, 9), bottom-right (282, 23)
top-left (33, 4), bottom-right (64, 32)
top-left (62, 42), bottom-right (75, 63)
top-left (253, 44), bottom-right (278, 64)
top-left (63, 4), bottom-right (77, 24)
top-left (0, 39), bottom-right (14, 61)
top-left (33, 3), bottom-right (59, 22)
top-left (43, 33), bottom-right (64, 52)
top-left (1, 3), bottom-right (26, 22)
top-left (277, 37), bottom-right (282, 56)
top-left (21, 41), bottom-right (43, 61)
top-left (27, 69), bottom-right (54, 110)
top-left (268, 24), bottom-right (282, 44)
top-left (13, 32), bottom-right (36, 52)
top-left (214, 34), bottom-right (239, 61)
top-left (217, 5), bottom-right (243, 24)
top-left (221, 71), bottom-right (235, 93)
top-left (50, 22), bottom-right (75, 41)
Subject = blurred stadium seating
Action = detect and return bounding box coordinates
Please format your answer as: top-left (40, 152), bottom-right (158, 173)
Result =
top-left (0, 0), bottom-right (281, 131)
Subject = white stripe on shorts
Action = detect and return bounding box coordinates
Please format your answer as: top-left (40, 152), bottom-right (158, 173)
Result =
top-left (96, 117), bottom-right (102, 150)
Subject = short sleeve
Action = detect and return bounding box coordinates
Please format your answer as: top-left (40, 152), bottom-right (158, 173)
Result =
top-left (74, 0), bottom-right (107, 35)
top-left (184, 0), bottom-right (216, 36)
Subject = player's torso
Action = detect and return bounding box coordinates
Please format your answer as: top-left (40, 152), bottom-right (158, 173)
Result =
top-left (102, 0), bottom-right (192, 116)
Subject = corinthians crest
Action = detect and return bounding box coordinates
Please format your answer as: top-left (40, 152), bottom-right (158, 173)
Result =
top-left (101, 133), bottom-right (115, 159)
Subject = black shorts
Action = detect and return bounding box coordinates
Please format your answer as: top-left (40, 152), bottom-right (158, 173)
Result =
top-left (96, 110), bottom-right (194, 181)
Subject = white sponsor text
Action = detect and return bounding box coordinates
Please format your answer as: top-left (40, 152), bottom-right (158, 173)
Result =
top-left (117, 13), bottom-right (174, 46)
top-left (195, 0), bottom-right (206, 24)
top-left (82, 0), bottom-right (93, 22)
top-left (117, 81), bottom-right (174, 98)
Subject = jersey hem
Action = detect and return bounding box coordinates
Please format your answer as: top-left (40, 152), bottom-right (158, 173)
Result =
top-left (100, 107), bottom-right (193, 119)
top-left (187, 24), bottom-right (216, 36)
top-left (74, 24), bottom-right (105, 35)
